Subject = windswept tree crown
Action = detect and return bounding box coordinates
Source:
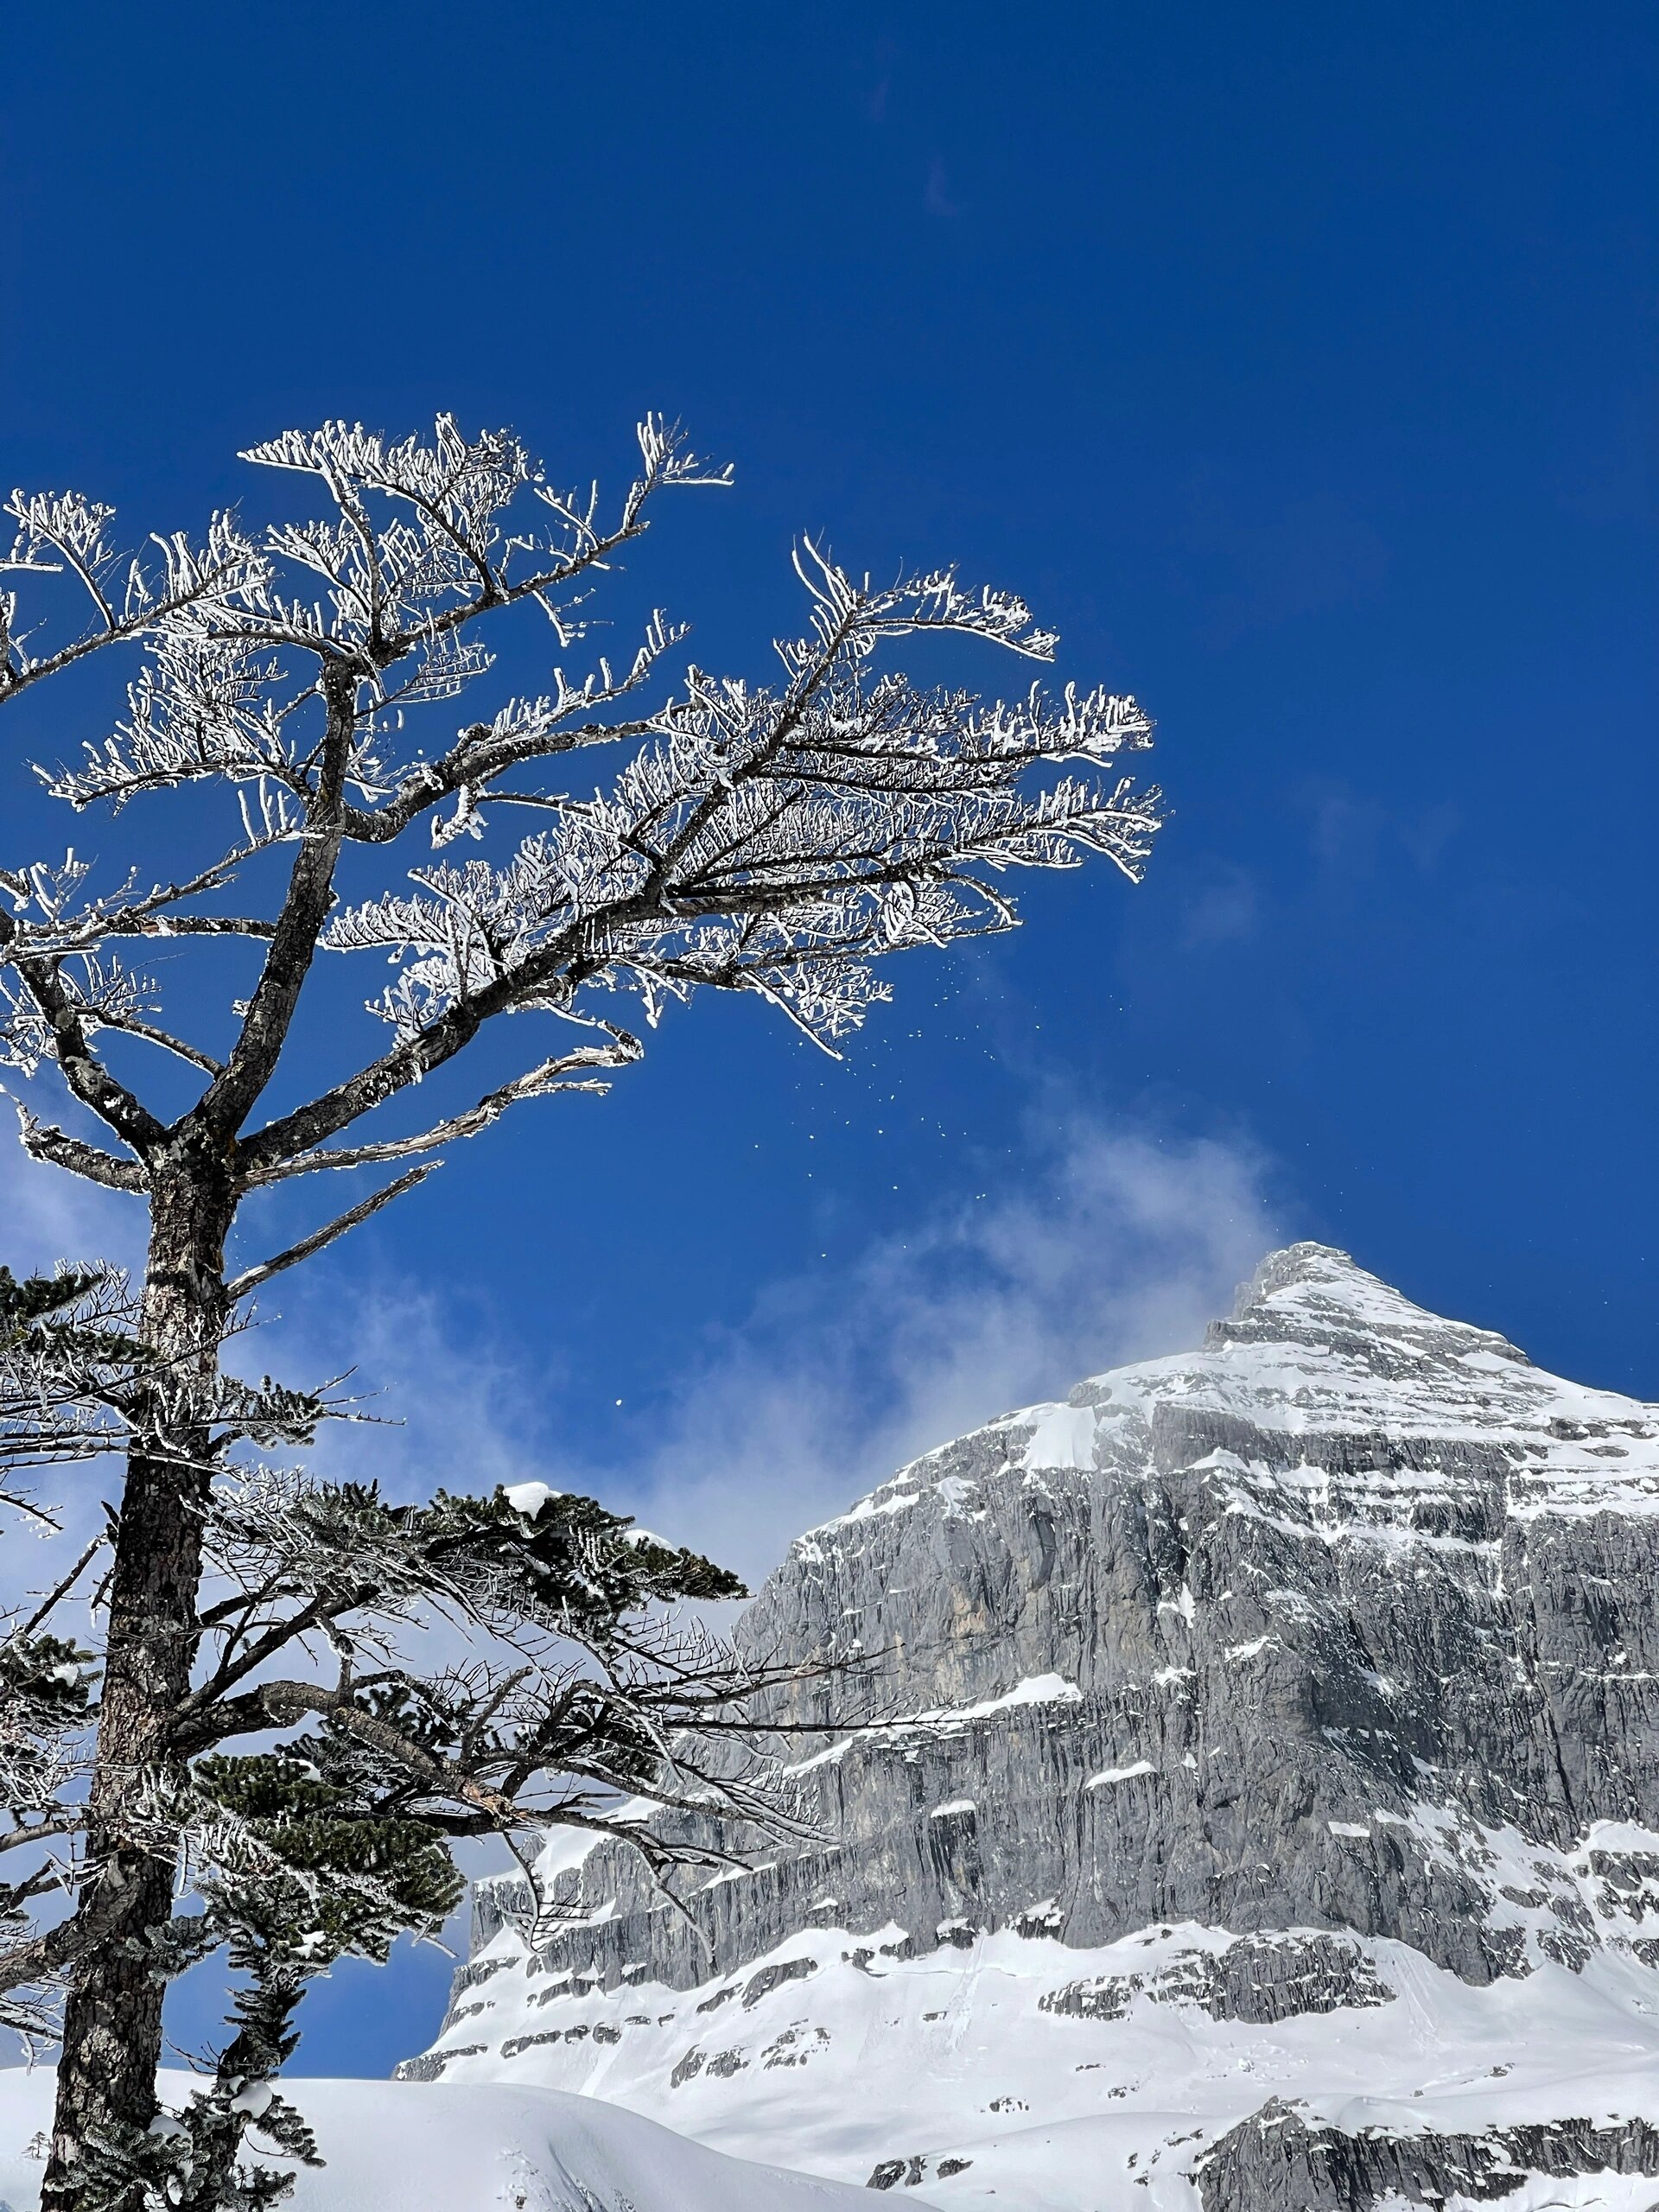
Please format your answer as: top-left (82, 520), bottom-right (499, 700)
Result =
top-left (0, 414), bottom-right (1160, 1228)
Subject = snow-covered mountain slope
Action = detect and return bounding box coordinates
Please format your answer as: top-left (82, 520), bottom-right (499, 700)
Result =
top-left (405, 1245), bottom-right (1659, 2210)
top-left (0, 2071), bottom-right (868, 2212)
top-left (406, 1919), bottom-right (1659, 2206)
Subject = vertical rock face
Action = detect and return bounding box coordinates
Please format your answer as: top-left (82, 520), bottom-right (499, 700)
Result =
top-left (404, 1247), bottom-right (1659, 2208)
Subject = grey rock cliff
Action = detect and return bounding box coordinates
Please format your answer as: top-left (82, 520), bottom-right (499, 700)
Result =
top-left (404, 1246), bottom-right (1659, 2208)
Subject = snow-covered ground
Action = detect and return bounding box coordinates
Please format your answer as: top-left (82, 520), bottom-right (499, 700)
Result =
top-left (8, 1961), bottom-right (1656, 2212)
top-left (0, 2072), bottom-right (869, 2212)
top-left (420, 1915), bottom-right (1659, 2204)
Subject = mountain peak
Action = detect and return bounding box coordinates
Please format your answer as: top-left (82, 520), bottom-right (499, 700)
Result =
top-left (1206, 1239), bottom-right (1532, 1369)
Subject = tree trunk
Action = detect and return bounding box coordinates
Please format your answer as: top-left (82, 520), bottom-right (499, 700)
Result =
top-left (42, 1153), bottom-right (235, 2212)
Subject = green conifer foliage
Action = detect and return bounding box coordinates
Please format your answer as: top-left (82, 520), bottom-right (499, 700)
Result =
top-left (1, 1269), bottom-right (780, 2211)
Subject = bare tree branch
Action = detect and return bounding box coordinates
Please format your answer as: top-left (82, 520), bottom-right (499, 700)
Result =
top-left (0, 923), bottom-right (168, 1154)
top-left (85, 1009), bottom-right (223, 1076)
top-left (226, 1163), bottom-right (438, 1300)
top-left (16, 1533), bottom-right (109, 1638)
top-left (238, 1034), bottom-right (641, 1186)
top-left (0, 558), bottom-right (262, 707)
top-left (196, 671), bottom-right (359, 1135)
top-left (13, 1104), bottom-right (148, 1192)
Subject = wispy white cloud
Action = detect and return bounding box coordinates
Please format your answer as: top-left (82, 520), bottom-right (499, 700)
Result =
top-left (284, 1278), bottom-right (559, 1507)
top-left (925, 156), bottom-right (960, 219)
top-left (0, 1097), bottom-right (1290, 1605)
top-left (260, 1109), bottom-right (1287, 1590)
top-left (602, 1111), bottom-right (1286, 1584)
top-left (1179, 862), bottom-right (1261, 950)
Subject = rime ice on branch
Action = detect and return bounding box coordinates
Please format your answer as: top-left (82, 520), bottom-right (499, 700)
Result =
top-left (2, 413), bottom-right (1159, 1230)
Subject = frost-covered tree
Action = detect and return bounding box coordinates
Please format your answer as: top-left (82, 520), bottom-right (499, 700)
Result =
top-left (0, 413), bottom-right (1161, 2207)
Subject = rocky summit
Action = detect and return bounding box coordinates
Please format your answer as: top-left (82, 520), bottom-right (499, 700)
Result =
top-left (403, 1245), bottom-right (1659, 2209)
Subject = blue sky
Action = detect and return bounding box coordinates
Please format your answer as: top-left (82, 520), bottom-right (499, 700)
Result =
top-left (3, 1), bottom-right (1655, 2075)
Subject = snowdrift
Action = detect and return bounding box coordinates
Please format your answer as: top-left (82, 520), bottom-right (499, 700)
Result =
top-left (0, 2072), bottom-right (868, 2212)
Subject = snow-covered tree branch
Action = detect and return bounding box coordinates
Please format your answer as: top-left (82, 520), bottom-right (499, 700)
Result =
top-left (3, 413), bottom-right (1157, 1204)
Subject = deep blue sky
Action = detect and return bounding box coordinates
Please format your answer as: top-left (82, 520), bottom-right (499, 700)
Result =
top-left (3, 1), bottom-right (1656, 2075)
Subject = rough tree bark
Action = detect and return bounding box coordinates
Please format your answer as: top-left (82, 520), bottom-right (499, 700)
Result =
top-left (41, 1158), bottom-right (234, 2209)
top-left (42, 672), bottom-right (353, 2206)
